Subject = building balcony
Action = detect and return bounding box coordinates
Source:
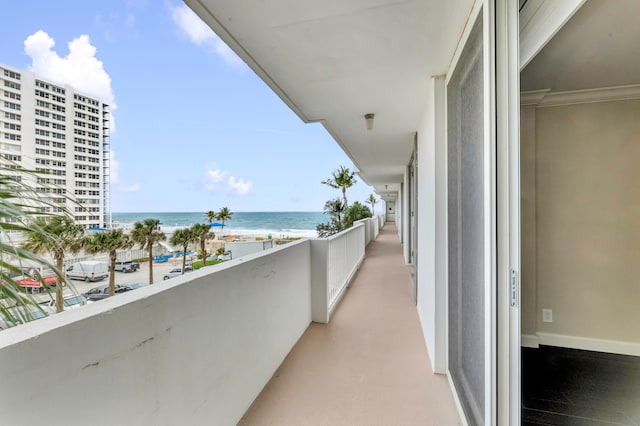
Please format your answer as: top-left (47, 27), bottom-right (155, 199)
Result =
top-left (0, 219), bottom-right (459, 425)
top-left (239, 223), bottom-right (460, 425)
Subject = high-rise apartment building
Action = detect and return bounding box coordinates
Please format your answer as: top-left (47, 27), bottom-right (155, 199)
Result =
top-left (0, 64), bottom-right (110, 229)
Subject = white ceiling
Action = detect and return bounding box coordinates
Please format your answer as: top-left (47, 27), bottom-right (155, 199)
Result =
top-left (184, 0), bottom-right (639, 200)
top-left (185, 0), bottom-right (473, 198)
top-left (521, 0), bottom-right (640, 92)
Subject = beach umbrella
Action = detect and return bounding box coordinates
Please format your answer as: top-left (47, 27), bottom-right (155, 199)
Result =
top-left (209, 223), bottom-right (225, 227)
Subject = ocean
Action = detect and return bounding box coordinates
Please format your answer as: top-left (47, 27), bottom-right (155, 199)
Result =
top-left (111, 211), bottom-right (327, 238)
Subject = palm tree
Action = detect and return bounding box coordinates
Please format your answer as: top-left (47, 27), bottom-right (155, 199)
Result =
top-left (321, 165), bottom-right (357, 208)
top-left (0, 167), bottom-right (75, 321)
top-left (190, 223), bottom-right (214, 265)
top-left (215, 207), bottom-right (233, 233)
top-left (22, 216), bottom-right (85, 313)
top-left (316, 198), bottom-right (345, 238)
top-left (324, 198), bottom-right (345, 224)
top-left (131, 219), bottom-right (166, 284)
top-left (83, 229), bottom-right (133, 297)
top-left (366, 193), bottom-right (378, 215)
top-left (205, 210), bottom-right (216, 226)
top-left (170, 228), bottom-right (198, 274)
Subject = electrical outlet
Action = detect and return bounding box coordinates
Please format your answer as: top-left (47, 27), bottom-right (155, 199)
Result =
top-left (542, 309), bottom-right (553, 323)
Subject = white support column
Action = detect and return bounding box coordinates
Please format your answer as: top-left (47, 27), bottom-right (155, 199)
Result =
top-left (496, 0), bottom-right (521, 424)
top-left (432, 75), bottom-right (447, 374)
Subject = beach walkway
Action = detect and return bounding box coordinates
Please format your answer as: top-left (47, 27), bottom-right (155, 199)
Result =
top-left (239, 224), bottom-right (460, 425)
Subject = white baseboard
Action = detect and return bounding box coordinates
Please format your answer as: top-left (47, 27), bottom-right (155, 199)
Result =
top-left (536, 332), bottom-right (640, 356)
top-left (521, 334), bottom-right (539, 348)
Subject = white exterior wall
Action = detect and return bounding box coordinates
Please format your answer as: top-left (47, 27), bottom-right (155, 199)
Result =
top-left (402, 167), bottom-right (411, 263)
top-left (415, 76), bottom-right (447, 374)
top-left (0, 240), bottom-right (312, 426)
top-left (0, 64), bottom-right (108, 228)
top-left (432, 76), bottom-right (448, 375)
top-left (224, 240), bottom-right (274, 259)
top-left (386, 200), bottom-right (397, 223)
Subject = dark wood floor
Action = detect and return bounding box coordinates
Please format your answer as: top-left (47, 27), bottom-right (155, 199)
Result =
top-left (522, 345), bottom-right (640, 425)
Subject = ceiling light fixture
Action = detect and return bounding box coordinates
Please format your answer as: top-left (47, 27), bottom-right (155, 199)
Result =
top-left (364, 113), bottom-right (375, 131)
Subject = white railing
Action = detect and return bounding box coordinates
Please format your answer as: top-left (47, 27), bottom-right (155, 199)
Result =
top-left (310, 223), bottom-right (365, 323)
top-left (0, 223), bottom-right (376, 425)
top-left (355, 216), bottom-right (383, 247)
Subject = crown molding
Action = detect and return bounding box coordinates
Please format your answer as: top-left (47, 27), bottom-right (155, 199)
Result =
top-left (521, 84), bottom-right (640, 107)
top-left (520, 89), bottom-right (550, 106)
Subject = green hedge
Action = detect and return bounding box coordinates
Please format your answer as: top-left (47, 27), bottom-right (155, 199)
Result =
top-left (191, 259), bottom-right (224, 269)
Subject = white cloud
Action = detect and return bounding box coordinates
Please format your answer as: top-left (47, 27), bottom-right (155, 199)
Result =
top-left (228, 176), bottom-right (252, 196)
top-left (204, 165), bottom-right (252, 196)
top-left (24, 31), bottom-right (116, 112)
top-left (170, 3), bottom-right (243, 66)
top-left (204, 167), bottom-right (229, 190)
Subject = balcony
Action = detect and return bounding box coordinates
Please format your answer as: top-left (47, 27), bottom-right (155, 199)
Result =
top-left (0, 219), bottom-right (459, 425)
top-left (240, 223), bottom-right (460, 425)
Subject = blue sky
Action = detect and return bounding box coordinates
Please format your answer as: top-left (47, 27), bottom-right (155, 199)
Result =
top-left (0, 0), bottom-right (375, 212)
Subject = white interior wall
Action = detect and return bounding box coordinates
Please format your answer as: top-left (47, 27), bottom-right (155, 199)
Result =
top-left (521, 97), bottom-right (640, 355)
top-left (520, 105), bottom-right (538, 343)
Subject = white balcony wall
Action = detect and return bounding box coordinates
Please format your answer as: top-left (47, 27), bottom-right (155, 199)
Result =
top-left (355, 218), bottom-right (372, 246)
top-left (310, 223), bottom-right (365, 323)
top-left (360, 216), bottom-right (381, 244)
top-left (373, 215), bottom-right (381, 239)
top-left (0, 240), bottom-right (312, 426)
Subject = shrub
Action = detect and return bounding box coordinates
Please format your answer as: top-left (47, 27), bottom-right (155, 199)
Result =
top-left (191, 259), bottom-right (224, 269)
top-left (316, 219), bottom-right (342, 238)
top-left (343, 201), bottom-right (372, 228)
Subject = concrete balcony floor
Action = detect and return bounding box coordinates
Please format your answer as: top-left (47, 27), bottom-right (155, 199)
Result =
top-left (239, 224), bottom-right (460, 425)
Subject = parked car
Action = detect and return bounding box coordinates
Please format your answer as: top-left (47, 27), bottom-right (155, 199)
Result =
top-left (43, 294), bottom-right (90, 312)
top-left (66, 261), bottom-right (109, 282)
top-left (0, 305), bottom-right (49, 330)
top-left (217, 251), bottom-right (232, 261)
top-left (83, 284), bottom-right (132, 301)
top-left (163, 266), bottom-right (194, 280)
top-left (122, 282), bottom-right (147, 290)
top-left (113, 261), bottom-right (140, 273)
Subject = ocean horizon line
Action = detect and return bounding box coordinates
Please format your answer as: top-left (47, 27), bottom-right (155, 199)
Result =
top-left (112, 210), bottom-right (324, 214)
top-left (111, 212), bottom-right (327, 237)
